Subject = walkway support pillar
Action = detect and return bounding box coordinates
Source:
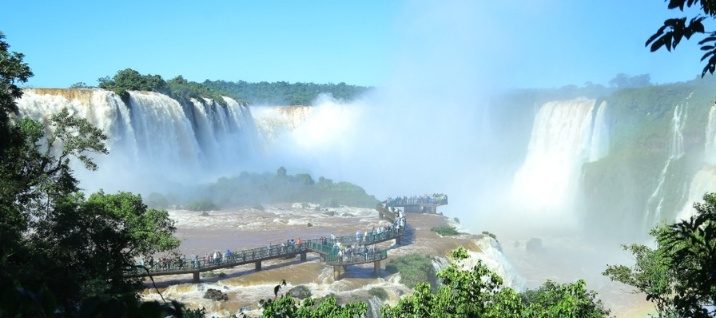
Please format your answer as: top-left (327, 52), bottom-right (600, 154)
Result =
top-left (300, 252), bottom-right (307, 262)
top-left (192, 271), bottom-right (200, 283)
top-left (255, 261), bottom-right (262, 271)
top-left (333, 266), bottom-right (340, 280)
top-left (374, 261), bottom-right (380, 274)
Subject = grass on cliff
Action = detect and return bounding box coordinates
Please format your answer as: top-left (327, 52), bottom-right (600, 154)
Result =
top-left (385, 254), bottom-right (437, 289)
top-left (431, 225), bottom-right (460, 236)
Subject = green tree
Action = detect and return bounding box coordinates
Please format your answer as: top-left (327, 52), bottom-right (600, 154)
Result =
top-left (258, 291), bottom-right (367, 317)
top-left (605, 193), bottom-right (716, 317)
top-left (0, 32), bottom-right (32, 151)
top-left (603, 235), bottom-right (676, 317)
top-left (70, 81), bottom-right (91, 88)
top-left (98, 68), bottom-right (168, 98)
top-left (381, 247), bottom-right (609, 318)
top-left (522, 280), bottom-right (610, 318)
top-left (0, 32), bottom-right (182, 316)
top-left (645, 0), bottom-right (716, 76)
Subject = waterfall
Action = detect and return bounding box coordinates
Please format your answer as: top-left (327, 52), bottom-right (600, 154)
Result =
top-left (127, 91), bottom-right (202, 168)
top-left (705, 105), bottom-right (716, 165)
top-left (644, 99), bottom-right (689, 226)
top-left (251, 106), bottom-right (314, 144)
top-left (367, 296), bottom-right (382, 318)
top-left (678, 102), bottom-right (716, 220)
top-left (16, 88), bottom-right (257, 192)
top-left (17, 89), bottom-right (138, 156)
top-left (511, 98), bottom-right (606, 216)
top-left (588, 101), bottom-right (609, 162)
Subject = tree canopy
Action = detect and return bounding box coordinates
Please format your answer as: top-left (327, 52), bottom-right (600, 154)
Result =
top-left (381, 247), bottom-right (610, 318)
top-left (203, 80), bottom-right (369, 105)
top-left (0, 33), bottom-right (181, 316)
top-left (98, 69), bottom-right (229, 105)
top-left (604, 193), bottom-right (716, 317)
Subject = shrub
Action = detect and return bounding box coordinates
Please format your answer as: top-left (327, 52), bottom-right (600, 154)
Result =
top-left (431, 225), bottom-right (459, 236)
top-left (187, 200), bottom-right (217, 212)
top-left (385, 254), bottom-right (437, 289)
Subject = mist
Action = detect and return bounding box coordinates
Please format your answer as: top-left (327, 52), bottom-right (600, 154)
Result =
top-left (255, 1), bottom-right (563, 235)
top-left (243, 3), bottom-right (647, 307)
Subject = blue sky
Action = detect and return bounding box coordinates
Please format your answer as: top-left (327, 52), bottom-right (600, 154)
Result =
top-left (0, 1), bottom-right (709, 88)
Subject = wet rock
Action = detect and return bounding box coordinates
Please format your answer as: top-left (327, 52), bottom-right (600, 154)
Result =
top-left (204, 288), bottom-right (228, 301)
top-left (287, 285), bottom-right (311, 299)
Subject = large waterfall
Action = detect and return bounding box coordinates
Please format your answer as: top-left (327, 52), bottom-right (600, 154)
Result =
top-left (644, 99), bottom-right (689, 227)
top-left (251, 106), bottom-right (314, 145)
top-left (511, 98), bottom-right (608, 218)
top-left (16, 88), bottom-right (257, 192)
top-left (679, 102), bottom-right (716, 220)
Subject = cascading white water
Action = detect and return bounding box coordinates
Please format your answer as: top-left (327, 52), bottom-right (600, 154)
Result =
top-left (511, 98), bottom-right (607, 217)
top-left (128, 91), bottom-right (203, 168)
top-left (15, 88), bottom-right (257, 192)
top-left (250, 106), bottom-right (314, 144)
top-left (644, 100), bottom-right (689, 226)
top-left (17, 89), bottom-right (138, 156)
top-left (678, 102), bottom-right (716, 220)
top-left (188, 97), bottom-right (221, 160)
top-left (367, 296), bottom-right (382, 318)
top-left (588, 101), bottom-right (609, 162)
top-left (704, 104), bottom-right (716, 164)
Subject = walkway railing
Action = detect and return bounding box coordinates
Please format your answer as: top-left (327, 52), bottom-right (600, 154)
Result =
top-left (134, 244), bottom-right (309, 275)
top-left (129, 226), bottom-right (403, 276)
top-left (325, 250), bottom-right (387, 266)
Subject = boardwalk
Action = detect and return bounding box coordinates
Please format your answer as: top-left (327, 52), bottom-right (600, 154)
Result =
top-left (382, 194), bottom-right (448, 213)
top-left (128, 223), bottom-right (403, 283)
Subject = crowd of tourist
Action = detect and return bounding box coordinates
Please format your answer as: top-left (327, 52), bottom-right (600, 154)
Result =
top-left (136, 239), bottom-right (307, 272)
top-left (384, 193), bottom-right (448, 207)
top-left (134, 207), bottom-right (408, 272)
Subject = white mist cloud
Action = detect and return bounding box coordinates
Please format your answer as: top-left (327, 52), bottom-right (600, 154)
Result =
top-left (258, 1), bottom-right (539, 232)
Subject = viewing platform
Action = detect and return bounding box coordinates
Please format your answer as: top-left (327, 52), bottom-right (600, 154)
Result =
top-left (382, 194), bottom-right (448, 213)
top-left (127, 225), bottom-right (404, 283)
top-left (325, 250), bottom-right (388, 280)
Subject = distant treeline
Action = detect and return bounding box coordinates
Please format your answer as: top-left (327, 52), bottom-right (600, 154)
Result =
top-left (94, 68), bottom-right (229, 105)
top-left (203, 80), bottom-right (370, 105)
top-left (148, 167), bottom-right (379, 210)
top-left (83, 68), bottom-right (369, 106)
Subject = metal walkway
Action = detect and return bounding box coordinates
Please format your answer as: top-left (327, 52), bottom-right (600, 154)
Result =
top-left (127, 225), bottom-right (404, 282)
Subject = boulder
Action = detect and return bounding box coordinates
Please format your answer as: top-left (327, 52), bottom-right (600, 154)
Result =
top-left (287, 285), bottom-right (312, 299)
top-left (204, 288), bottom-right (228, 301)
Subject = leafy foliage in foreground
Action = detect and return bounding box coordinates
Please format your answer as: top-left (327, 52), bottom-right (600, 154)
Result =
top-left (646, 0), bottom-right (716, 76)
top-left (381, 248), bottom-right (609, 318)
top-left (258, 294), bottom-right (367, 318)
top-left (1, 32), bottom-right (180, 316)
top-left (605, 192), bottom-right (716, 318)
